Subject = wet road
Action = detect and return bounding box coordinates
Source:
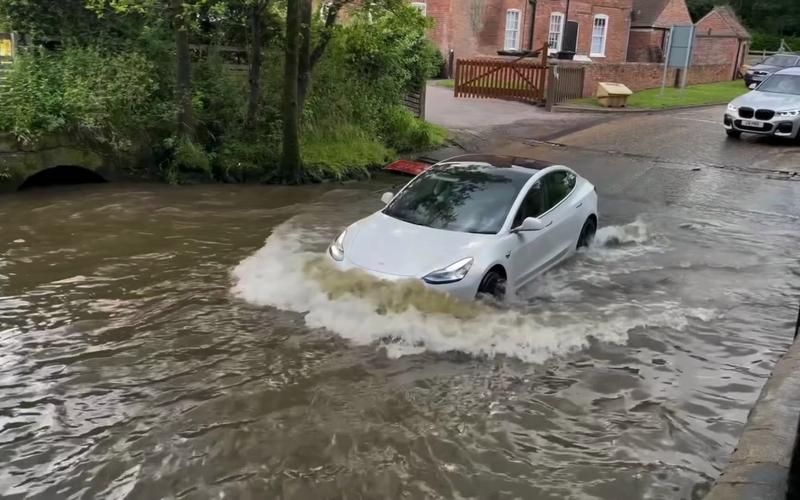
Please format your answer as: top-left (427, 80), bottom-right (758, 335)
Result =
top-left (1, 107), bottom-right (799, 499)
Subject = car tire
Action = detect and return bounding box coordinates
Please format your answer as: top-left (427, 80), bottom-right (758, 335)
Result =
top-left (477, 269), bottom-right (506, 301)
top-left (726, 129), bottom-right (742, 139)
top-left (577, 217), bottom-right (597, 249)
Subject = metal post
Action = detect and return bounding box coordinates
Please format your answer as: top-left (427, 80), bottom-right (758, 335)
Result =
top-left (679, 25), bottom-right (695, 90)
top-left (660, 27), bottom-right (673, 96)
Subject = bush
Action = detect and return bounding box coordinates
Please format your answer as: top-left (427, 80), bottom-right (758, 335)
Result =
top-left (380, 105), bottom-right (447, 153)
top-left (0, 47), bottom-right (165, 148)
top-left (750, 32), bottom-right (800, 51)
top-left (301, 125), bottom-right (393, 180)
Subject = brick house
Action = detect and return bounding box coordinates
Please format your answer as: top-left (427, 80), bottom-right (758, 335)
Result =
top-left (627, 0), bottom-right (693, 62)
top-left (421, 0), bottom-right (635, 63)
top-left (693, 6), bottom-right (750, 79)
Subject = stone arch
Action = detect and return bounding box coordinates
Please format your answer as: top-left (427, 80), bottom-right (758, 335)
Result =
top-left (17, 165), bottom-right (107, 191)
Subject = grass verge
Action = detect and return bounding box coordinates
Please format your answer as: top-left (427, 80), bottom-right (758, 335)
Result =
top-left (568, 80), bottom-right (748, 109)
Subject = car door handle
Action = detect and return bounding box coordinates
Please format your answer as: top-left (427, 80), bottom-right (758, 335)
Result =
top-left (545, 220), bottom-right (553, 227)
top-left (576, 202), bottom-right (583, 208)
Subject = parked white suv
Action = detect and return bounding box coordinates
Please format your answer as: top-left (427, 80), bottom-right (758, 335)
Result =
top-left (724, 67), bottom-right (800, 140)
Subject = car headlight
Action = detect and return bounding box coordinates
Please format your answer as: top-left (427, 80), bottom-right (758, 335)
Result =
top-left (727, 103), bottom-right (739, 113)
top-left (746, 70), bottom-right (754, 75)
top-left (328, 229), bottom-right (346, 261)
top-left (777, 109), bottom-right (800, 117)
top-left (423, 258), bottom-right (473, 284)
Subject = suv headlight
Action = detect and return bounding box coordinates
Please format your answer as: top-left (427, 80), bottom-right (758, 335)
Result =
top-left (745, 69), bottom-right (754, 75)
top-left (423, 258), bottom-right (473, 284)
top-left (777, 109), bottom-right (800, 117)
top-left (328, 229), bottom-right (346, 261)
top-left (727, 103), bottom-right (739, 113)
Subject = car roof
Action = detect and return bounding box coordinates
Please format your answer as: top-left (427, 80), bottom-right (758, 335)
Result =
top-left (435, 154), bottom-right (558, 173)
top-left (775, 67), bottom-right (800, 76)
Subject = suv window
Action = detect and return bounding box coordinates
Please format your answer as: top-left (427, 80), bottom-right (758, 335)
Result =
top-left (543, 171), bottom-right (576, 211)
top-left (512, 180), bottom-right (545, 227)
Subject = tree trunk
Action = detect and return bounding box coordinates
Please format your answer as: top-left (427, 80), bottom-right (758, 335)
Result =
top-left (297, 0), bottom-right (312, 110)
top-left (172, 0), bottom-right (194, 139)
top-left (245, 4), bottom-right (264, 130)
top-left (281, 0), bottom-right (302, 181)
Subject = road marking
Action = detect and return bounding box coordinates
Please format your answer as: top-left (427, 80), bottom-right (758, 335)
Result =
top-left (671, 116), bottom-right (721, 125)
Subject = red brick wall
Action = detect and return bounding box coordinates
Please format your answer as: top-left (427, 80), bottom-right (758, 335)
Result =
top-left (627, 29), bottom-right (667, 62)
top-left (424, 0), bottom-right (534, 58)
top-left (532, 0), bottom-right (634, 63)
top-left (554, 61), bottom-right (732, 96)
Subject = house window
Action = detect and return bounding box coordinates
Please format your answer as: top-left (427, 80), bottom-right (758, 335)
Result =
top-left (504, 9), bottom-right (521, 51)
top-left (411, 1), bottom-right (427, 16)
top-left (548, 12), bottom-right (564, 52)
top-left (591, 14), bottom-right (608, 57)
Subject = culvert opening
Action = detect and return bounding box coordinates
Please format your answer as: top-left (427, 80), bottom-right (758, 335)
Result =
top-left (18, 165), bottom-right (107, 191)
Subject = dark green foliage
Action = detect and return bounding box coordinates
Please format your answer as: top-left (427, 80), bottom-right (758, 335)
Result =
top-left (0, 0), bottom-right (446, 183)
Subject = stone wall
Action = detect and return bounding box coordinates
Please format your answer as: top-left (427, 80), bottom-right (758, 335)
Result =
top-left (0, 133), bottom-right (115, 192)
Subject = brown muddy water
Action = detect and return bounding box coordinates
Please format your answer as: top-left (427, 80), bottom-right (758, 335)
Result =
top-left (0, 176), bottom-right (798, 499)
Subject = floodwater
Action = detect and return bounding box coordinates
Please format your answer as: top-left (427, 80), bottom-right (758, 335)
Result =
top-left (0, 173), bottom-right (798, 499)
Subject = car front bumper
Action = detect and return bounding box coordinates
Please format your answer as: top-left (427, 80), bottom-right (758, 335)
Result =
top-left (744, 74), bottom-right (768, 86)
top-left (724, 112), bottom-right (800, 139)
top-left (327, 254), bottom-right (483, 301)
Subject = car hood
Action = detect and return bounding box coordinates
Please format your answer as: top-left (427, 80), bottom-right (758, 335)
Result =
top-left (347, 212), bottom-right (492, 277)
top-left (732, 91), bottom-right (800, 110)
top-left (749, 64), bottom-right (783, 73)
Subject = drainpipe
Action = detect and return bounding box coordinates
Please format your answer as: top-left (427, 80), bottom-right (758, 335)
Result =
top-left (528, 0), bottom-right (537, 50)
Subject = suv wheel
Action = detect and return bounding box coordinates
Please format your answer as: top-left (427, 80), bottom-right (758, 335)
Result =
top-left (726, 129), bottom-right (741, 139)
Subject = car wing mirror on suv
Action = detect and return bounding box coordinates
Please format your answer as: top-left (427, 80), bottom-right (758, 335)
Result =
top-left (748, 83), bottom-right (758, 90)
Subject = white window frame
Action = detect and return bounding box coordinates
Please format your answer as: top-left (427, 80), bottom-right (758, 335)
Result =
top-left (591, 14), bottom-right (609, 57)
top-left (411, 1), bottom-right (427, 16)
top-left (548, 12), bottom-right (565, 53)
top-left (504, 9), bottom-right (521, 51)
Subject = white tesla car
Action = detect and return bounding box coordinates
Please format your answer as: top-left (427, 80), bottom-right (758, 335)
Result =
top-left (327, 154), bottom-right (598, 300)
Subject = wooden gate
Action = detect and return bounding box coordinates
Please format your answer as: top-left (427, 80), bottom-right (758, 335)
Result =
top-left (454, 47), bottom-right (549, 104)
top-left (545, 65), bottom-right (585, 110)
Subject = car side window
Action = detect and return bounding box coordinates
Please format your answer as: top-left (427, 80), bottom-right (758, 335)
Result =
top-left (543, 171), bottom-right (575, 211)
top-left (513, 181), bottom-right (545, 227)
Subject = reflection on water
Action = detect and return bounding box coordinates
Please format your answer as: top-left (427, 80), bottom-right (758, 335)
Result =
top-left (0, 178), bottom-right (798, 499)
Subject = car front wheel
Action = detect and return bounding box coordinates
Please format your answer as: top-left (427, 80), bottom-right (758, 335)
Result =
top-left (477, 269), bottom-right (506, 301)
top-left (726, 129), bottom-right (742, 139)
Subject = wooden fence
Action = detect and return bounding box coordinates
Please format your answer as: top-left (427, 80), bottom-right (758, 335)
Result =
top-left (454, 57), bottom-right (548, 104)
top-left (403, 84), bottom-right (426, 118)
top-left (545, 65), bottom-right (585, 110)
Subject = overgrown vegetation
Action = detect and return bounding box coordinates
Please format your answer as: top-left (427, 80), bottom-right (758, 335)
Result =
top-left (0, 0), bottom-right (446, 184)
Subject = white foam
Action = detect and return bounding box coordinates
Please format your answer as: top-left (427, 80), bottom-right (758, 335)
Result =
top-left (231, 219), bottom-right (708, 363)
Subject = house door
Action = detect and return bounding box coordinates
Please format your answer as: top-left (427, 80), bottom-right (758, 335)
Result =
top-left (563, 21), bottom-right (579, 53)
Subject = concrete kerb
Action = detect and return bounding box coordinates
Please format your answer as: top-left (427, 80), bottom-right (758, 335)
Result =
top-left (705, 334), bottom-right (800, 500)
top-left (554, 102), bottom-right (730, 114)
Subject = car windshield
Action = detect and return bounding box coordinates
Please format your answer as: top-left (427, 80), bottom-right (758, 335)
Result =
top-left (763, 55), bottom-right (798, 67)
top-left (383, 165), bottom-right (530, 234)
top-left (757, 74), bottom-right (800, 95)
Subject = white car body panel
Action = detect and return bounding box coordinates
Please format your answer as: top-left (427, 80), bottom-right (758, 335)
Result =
top-left (329, 156), bottom-right (599, 300)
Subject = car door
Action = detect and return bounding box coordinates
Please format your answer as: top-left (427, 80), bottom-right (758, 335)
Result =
top-left (507, 179), bottom-right (558, 289)
top-left (542, 170), bottom-right (580, 258)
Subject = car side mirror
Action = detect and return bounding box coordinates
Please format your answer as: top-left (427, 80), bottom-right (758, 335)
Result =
top-left (512, 217), bottom-right (545, 232)
top-left (381, 192), bottom-right (394, 205)
top-left (748, 83), bottom-right (758, 90)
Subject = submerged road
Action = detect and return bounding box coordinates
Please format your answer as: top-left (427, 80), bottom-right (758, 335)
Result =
top-left (0, 105), bottom-right (798, 499)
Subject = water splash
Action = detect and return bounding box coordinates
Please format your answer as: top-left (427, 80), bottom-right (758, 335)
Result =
top-left (231, 219), bottom-right (698, 363)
